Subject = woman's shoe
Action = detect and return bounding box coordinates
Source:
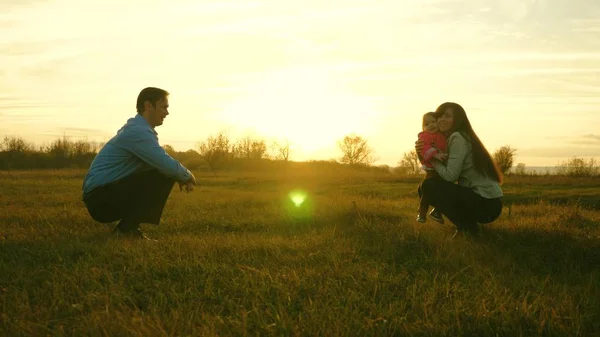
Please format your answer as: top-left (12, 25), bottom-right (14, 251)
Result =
top-left (429, 208), bottom-right (445, 224)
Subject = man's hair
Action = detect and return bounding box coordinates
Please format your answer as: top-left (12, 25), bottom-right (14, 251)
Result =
top-left (136, 87), bottom-right (169, 114)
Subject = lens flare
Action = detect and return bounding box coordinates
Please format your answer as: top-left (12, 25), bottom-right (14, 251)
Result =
top-left (288, 191), bottom-right (307, 207)
top-left (284, 189), bottom-right (313, 222)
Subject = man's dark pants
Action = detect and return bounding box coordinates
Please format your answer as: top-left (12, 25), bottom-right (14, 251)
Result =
top-left (83, 169), bottom-right (175, 231)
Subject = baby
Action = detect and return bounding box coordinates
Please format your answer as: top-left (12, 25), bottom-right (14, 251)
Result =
top-left (416, 112), bottom-right (447, 223)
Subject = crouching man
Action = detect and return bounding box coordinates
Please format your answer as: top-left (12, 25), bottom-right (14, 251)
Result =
top-left (82, 87), bottom-right (195, 240)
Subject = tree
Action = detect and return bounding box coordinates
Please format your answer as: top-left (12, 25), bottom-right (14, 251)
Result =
top-left (162, 144), bottom-right (177, 157)
top-left (337, 134), bottom-right (376, 165)
top-left (493, 145), bottom-right (517, 175)
top-left (2, 136), bottom-right (33, 153)
top-left (397, 150), bottom-right (421, 175)
top-left (515, 162), bottom-right (526, 175)
top-left (249, 140), bottom-right (267, 160)
top-left (178, 149), bottom-right (204, 170)
top-left (39, 136), bottom-right (99, 168)
top-left (45, 136), bottom-right (71, 158)
top-left (272, 138), bottom-right (291, 161)
top-left (71, 140), bottom-right (99, 157)
top-left (233, 135), bottom-right (267, 160)
top-left (556, 157), bottom-right (599, 177)
top-left (0, 136), bottom-right (98, 169)
top-left (232, 135), bottom-right (251, 159)
top-left (197, 131), bottom-right (232, 171)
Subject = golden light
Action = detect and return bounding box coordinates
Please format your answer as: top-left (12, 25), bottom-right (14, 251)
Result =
top-left (219, 67), bottom-right (377, 155)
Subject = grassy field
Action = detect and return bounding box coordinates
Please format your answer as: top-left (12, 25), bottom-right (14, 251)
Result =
top-left (1, 166), bottom-right (599, 336)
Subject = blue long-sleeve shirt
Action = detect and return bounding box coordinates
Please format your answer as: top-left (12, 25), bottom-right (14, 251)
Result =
top-left (82, 114), bottom-right (193, 195)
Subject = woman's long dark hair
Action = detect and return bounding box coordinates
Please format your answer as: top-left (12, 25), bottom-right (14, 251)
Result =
top-left (435, 102), bottom-right (503, 184)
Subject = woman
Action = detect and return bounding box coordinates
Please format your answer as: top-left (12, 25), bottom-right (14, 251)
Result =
top-left (417, 102), bottom-right (503, 234)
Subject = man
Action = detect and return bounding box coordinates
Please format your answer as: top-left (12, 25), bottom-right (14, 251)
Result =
top-left (82, 87), bottom-right (196, 239)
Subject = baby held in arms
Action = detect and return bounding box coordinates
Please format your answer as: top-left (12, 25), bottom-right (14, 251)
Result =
top-left (416, 112), bottom-right (447, 224)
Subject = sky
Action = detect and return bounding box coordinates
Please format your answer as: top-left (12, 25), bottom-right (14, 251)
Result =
top-left (1, 0), bottom-right (600, 167)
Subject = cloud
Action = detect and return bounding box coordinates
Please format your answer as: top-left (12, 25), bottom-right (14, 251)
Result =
top-left (0, 19), bottom-right (12, 29)
top-left (401, 0), bottom-right (600, 55)
top-left (19, 61), bottom-right (71, 79)
top-left (0, 95), bottom-right (57, 113)
top-left (583, 134), bottom-right (600, 140)
top-left (60, 127), bottom-right (108, 134)
top-left (0, 0), bottom-right (45, 9)
top-left (580, 134), bottom-right (600, 144)
top-left (1, 105), bottom-right (55, 111)
top-left (570, 17), bottom-right (600, 33)
top-left (519, 146), bottom-right (600, 158)
top-left (549, 134), bottom-right (600, 146)
top-left (0, 38), bottom-right (84, 56)
top-left (0, 95), bottom-right (23, 102)
top-left (3, 115), bottom-right (53, 123)
top-left (39, 126), bottom-right (112, 140)
top-left (0, 96), bottom-right (69, 110)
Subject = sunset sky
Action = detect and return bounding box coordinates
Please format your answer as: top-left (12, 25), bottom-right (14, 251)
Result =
top-left (2, 0), bottom-right (600, 167)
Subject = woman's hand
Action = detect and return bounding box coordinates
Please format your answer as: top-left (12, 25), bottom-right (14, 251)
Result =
top-left (415, 139), bottom-right (424, 161)
top-left (434, 153), bottom-right (448, 162)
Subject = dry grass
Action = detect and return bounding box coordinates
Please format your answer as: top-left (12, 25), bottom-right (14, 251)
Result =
top-left (1, 168), bottom-right (599, 336)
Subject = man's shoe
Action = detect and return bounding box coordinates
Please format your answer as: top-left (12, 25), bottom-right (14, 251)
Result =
top-left (416, 215), bottom-right (426, 223)
top-left (429, 208), bottom-right (445, 224)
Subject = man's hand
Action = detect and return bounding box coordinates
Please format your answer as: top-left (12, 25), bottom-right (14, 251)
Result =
top-left (179, 173), bottom-right (196, 193)
top-left (179, 181), bottom-right (195, 192)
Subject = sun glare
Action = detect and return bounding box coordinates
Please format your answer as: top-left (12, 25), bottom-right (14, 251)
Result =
top-left (219, 67), bottom-right (377, 156)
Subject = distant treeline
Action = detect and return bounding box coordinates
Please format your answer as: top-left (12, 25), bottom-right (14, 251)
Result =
top-left (0, 136), bottom-right (392, 175)
top-left (0, 135), bottom-right (242, 170)
top-left (0, 136), bottom-right (101, 170)
top-left (1, 135), bottom-right (598, 177)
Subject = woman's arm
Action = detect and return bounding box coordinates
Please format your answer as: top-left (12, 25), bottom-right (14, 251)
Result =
top-left (432, 133), bottom-right (469, 182)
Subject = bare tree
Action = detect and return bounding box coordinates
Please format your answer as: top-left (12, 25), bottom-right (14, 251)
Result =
top-left (556, 157), bottom-right (599, 177)
top-left (197, 131), bottom-right (232, 171)
top-left (397, 150), bottom-right (421, 175)
top-left (44, 136), bottom-right (71, 158)
top-left (233, 135), bottom-right (267, 160)
top-left (0, 136), bottom-right (100, 169)
top-left (272, 138), bottom-right (291, 161)
top-left (250, 140), bottom-right (267, 159)
top-left (71, 140), bottom-right (99, 156)
top-left (493, 145), bottom-right (517, 175)
top-left (2, 136), bottom-right (33, 153)
top-left (337, 134), bottom-right (376, 165)
top-left (232, 135), bottom-right (251, 159)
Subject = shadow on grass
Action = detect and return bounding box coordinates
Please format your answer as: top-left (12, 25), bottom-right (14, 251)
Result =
top-left (2, 219), bottom-right (599, 335)
top-left (338, 204), bottom-right (600, 288)
top-left (503, 195), bottom-right (600, 211)
top-left (475, 226), bottom-right (600, 278)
